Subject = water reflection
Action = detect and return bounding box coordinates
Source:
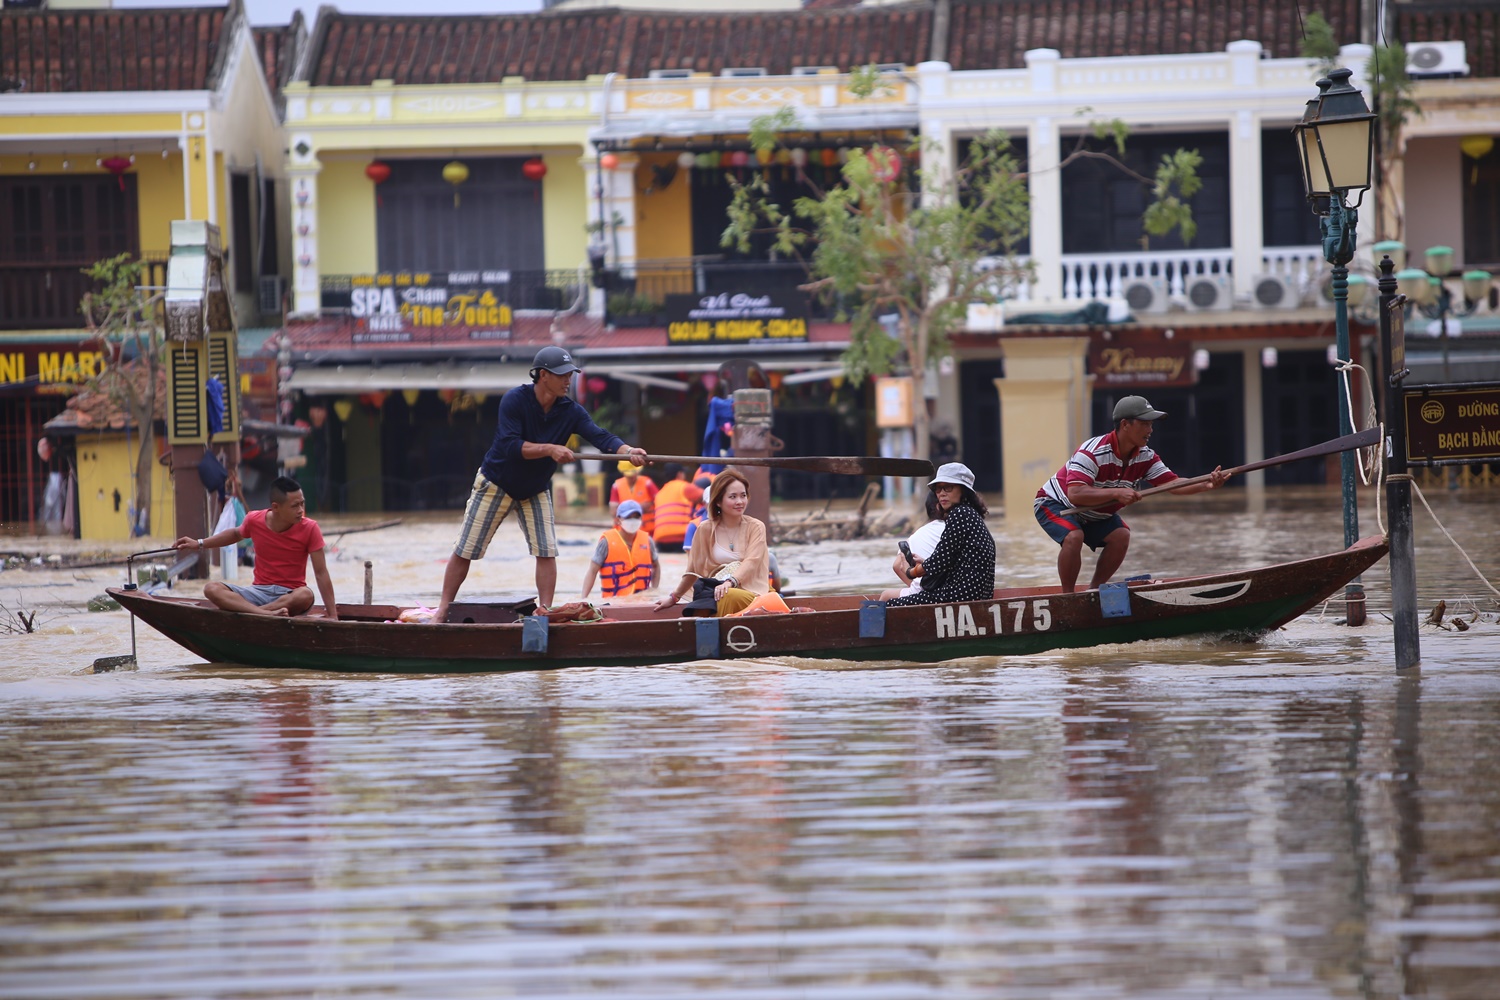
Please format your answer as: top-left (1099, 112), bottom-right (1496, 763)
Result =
top-left (1, 490), bottom-right (1498, 996)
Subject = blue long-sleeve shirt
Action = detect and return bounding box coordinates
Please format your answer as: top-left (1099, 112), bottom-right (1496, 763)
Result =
top-left (480, 384), bottom-right (626, 500)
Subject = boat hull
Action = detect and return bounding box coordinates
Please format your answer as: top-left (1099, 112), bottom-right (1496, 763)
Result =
top-left (110, 536), bottom-right (1388, 673)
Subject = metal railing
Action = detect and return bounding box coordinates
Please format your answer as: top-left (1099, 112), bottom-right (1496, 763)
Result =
top-left (600, 259), bottom-right (844, 325)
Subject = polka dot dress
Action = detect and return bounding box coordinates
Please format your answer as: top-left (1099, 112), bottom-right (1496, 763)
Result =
top-left (886, 503), bottom-right (996, 606)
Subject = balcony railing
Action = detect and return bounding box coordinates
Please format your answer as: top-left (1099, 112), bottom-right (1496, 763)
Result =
top-left (0, 255), bottom-right (167, 331)
top-left (601, 258), bottom-right (843, 326)
top-left (1052, 245), bottom-right (1324, 305)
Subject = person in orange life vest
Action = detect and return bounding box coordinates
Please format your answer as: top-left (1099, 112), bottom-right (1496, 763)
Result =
top-left (609, 460), bottom-right (658, 535)
top-left (174, 475), bottom-right (337, 618)
top-left (580, 499), bottom-right (660, 599)
top-left (652, 463), bottom-right (705, 553)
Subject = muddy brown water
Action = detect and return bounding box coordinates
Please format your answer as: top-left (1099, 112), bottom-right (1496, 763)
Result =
top-left (2, 486), bottom-right (1497, 997)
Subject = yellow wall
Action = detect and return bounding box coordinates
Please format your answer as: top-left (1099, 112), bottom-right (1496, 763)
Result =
top-left (136, 153), bottom-right (186, 255)
top-left (633, 152), bottom-right (693, 260)
top-left (543, 150), bottom-right (589, 271)
top-left (317, 158), bottom-right (380, 275)
top-left (74, 432), bottom-right (177, 541)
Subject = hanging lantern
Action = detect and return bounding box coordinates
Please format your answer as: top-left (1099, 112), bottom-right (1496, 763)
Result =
top-left (442, 160), bottom-right (469, 207)
top-left (100, 156), bottom-right (132, 192)
top-left (677, 151), bottom-right (696, 170)
top-left (701, 372), bottom-right (718, 392)
top-left (706, 150), bottom-right (721, 169)
top-left (437, 388), bottom-right (458, 404)
top-left (472, 392), bottom-right (487, 404)
top-left (820, 148), bottom-right (839, 167)
top-left (333, 399), bottom-right (354, 423)
top-left (789, 148), bottom-right (809, 168)
top-left (1462, 135), bottom-right (1495, 184)
top-left (695, 152), bottom-right (713, 169)
top-left (586, 375), bottom-right (608, 394)
top-left (366, 160), bottom-right (391, 206)
top-left (755, 147), bottom-right (774, 166)
top-left (369, 390), bottom-right (389, 409)
top-left (522, 157), bottom-right (547, 181)
top-left (768, 371), bottom-right (784, 389)
top-left (599, 151), bottom-right (620, 170)
top-left (401, 388), bottom-right (421, 407)
top-left (869, 146), bottom-right (902, 183)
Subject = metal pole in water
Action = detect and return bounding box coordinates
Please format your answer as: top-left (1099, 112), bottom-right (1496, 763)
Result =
top-left (364, 560), bottom-right (373, 605)
top-left (1377, 256), bottom-right (1421, 670)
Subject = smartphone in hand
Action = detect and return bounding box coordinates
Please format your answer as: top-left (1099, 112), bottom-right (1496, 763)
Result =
top-left (898, 540), bottom-right (916, 567)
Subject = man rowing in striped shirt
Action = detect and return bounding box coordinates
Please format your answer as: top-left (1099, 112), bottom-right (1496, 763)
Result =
top-left (1034, 395), bottom-right (1231, 593)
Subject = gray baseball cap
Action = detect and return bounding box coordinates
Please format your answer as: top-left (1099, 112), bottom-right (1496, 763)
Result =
top-left (1113, 395), bottom-right (1167, 421)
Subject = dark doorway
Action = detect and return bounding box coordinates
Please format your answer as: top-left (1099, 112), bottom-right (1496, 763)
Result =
top-left (376, 158), bottom-right (544, 272)
top-left (1088, 353), bottom-right (1246, 482)
top-left (1262, 349), bottom-right (1340, 484)
top-left (959, 359), bottom-right (1004, 492)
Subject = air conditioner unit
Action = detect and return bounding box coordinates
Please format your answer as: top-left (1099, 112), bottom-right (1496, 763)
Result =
top-left (1121, 277), bottom-right (1169, 315)
top-left (257, 274), bottom-right (286, 317)
top-left (1184, 273), bottom-right (1232, 312)
top-left (1406, 41), bottom-right (1468, 77)
top-left (1252, 273), bottom-right (1301, 310)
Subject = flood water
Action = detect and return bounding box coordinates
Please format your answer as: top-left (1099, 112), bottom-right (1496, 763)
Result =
top-left (3, 485), bottom-right (1498, 998)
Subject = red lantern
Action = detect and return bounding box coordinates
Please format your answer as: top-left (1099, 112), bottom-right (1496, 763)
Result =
top-left (366, 160), bottom-right (391, 206)
top-left (101, 155), bottom-right (132, 192)
top-left (870, 146), bottom-right (902, 183)
top-left (600, 152), bottom-right (620, 170)
top-left (522, 158), bottom-right (547, 181)
top-left (586, 376), bottom-right (607, 394)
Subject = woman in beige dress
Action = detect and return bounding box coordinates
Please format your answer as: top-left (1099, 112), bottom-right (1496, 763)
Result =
top-left (652, 468), bottom-right (769, 617)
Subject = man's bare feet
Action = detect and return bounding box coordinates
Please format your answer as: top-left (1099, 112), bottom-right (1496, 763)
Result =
top-left (247, 606), bottom-right (291, 617)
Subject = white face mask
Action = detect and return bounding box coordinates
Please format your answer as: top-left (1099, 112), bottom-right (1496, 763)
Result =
top-left (620, 518), bottom-right (643, 533)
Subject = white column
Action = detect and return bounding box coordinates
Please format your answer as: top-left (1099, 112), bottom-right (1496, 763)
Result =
top-left (287, 136), bottom-right (321, 318)
top-left (1230, 108), bottom-right (1265, 302)
top-left (1027, 114), bottom-right (1062, 301)
top-left (604, 152), bottom-right (639, 266)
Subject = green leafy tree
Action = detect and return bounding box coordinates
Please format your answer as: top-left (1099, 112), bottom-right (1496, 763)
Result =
top-left (723, 71), bottom-right (1202, 461)
top-left (79, 254), bottom-right (165, 535)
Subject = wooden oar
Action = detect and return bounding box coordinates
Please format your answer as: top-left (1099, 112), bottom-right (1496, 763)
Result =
top-left (1061, 427), bottom-right (1380, 514)
top-left (645, 453), bottom-right (936, 478)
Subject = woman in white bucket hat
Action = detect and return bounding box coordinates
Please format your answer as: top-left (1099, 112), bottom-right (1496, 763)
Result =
top-left (885, 463), bottom-right (995, 607)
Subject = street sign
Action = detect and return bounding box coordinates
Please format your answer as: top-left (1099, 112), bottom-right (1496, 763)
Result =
top-left (1403, 382), bottom-right (1500, 465)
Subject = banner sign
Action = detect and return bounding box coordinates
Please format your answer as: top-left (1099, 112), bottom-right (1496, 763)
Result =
top-left (322, 272), bottom-right (514, 343)
top-left (1404, 384), bottom-right (1500, 465)
top-left (1089, 333), bottom-right (1196, 388)
top-left (665, 291), bottom-right (809, 345)
top-left (0, 340), bottom-right (108, 394)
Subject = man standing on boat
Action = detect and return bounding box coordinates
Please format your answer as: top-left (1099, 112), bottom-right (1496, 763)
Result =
top-left (174, 475), bottom-right (337, 618)
top-left (434, 346), bottom-right (648, 622)
top-left (1035, 395), bottom-right (1230, 593)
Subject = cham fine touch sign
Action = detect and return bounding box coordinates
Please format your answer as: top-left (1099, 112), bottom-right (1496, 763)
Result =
top-left (1404, 385), bottom-right (1500, 464)
top-left (322, 273), bottom-right (514, 342)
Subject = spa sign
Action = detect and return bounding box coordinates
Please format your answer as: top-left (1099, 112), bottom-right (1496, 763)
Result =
top-left (321, 272), bottom-right (514, 342)
top-left (1404, 385), bottom-right (1500, 464)
top-left (665, 291), bottom-right (808, 344)
top-left (1089, 334), bottom-right (1196, 388)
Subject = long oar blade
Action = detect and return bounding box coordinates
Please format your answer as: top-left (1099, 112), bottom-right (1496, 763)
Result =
top-left (646, 453), bottom-right (935, 478)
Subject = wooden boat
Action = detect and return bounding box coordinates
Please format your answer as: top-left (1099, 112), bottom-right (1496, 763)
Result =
top-left (109, 535), bottom-right (1388, 673)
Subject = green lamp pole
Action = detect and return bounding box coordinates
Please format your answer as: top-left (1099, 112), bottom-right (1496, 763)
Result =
top-left (1293, 67), bottom-right (1377, 626)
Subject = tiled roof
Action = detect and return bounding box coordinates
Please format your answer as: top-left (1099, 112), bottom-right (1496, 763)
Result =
top-left (303, 5), bottom-right (932, 86)
top-left (0, 3), bottom-right (237, 93)
top-left (252, 12), bottom-right (305, 94)
top-left (1397, 2), bottom-right (1499, 81)
top-left (299, 1), bottom-right (1500, 87)
top-left (943, 0), bottom-right (1364, 69)
top-left (44, 361), bottom-right (166, 435)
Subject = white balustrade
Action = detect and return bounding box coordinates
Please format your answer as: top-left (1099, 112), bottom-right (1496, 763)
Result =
top-left (1057, 249), bottom-right (1233, 302)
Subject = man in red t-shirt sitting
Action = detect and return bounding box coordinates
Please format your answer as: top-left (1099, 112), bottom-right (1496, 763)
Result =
top-left (175, 475), bottom-right (338, 619)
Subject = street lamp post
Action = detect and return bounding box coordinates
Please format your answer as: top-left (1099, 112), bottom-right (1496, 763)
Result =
top-left (1394, 247), bottom-right (1494, 382)
top-left (1293, 67), bottom-right (1377, 627)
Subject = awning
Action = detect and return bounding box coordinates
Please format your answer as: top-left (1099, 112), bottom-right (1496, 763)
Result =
top-left (286, 362), bottom-right (533, 393)
top-left (592, 109), bottom-right (918, 144)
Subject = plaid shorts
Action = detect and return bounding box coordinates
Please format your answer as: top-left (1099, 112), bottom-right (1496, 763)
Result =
top-left (453, 471), bottom-right (557, 560)
top-left (224, 583), bottom-right (294, 606)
